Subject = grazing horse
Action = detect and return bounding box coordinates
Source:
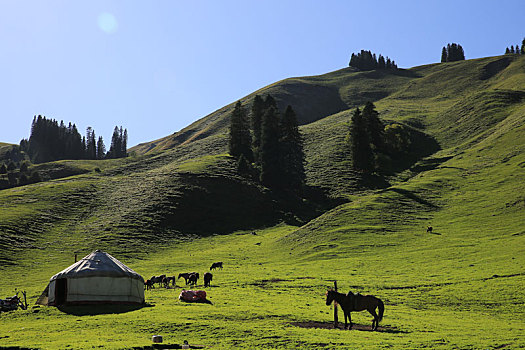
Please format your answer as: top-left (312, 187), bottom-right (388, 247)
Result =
top-left (144, 279), bottom-right (154, 290)
top-left (150, 275), bottom-right (166, 288)
top-left (210, 262), bottom-right (223, 270)
top-left (204, 272), bottom-right (213, 287)
top-left (178, 272), bottom-right (199, 285)
top-left (188, 272), bottom-right (199, 286)
top-left (325, 290), bottom-right (384, 331)
top-left (162, 276), bottom-right (176, 288)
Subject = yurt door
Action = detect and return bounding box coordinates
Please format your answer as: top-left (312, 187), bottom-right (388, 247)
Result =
top-left (55, 278), bottom-right (67, 305)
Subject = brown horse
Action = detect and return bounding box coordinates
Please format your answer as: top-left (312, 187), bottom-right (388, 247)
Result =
top-left (325, 290), bottom-right (384, 330)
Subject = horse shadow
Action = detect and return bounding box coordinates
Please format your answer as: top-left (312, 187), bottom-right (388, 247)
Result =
top-left (57, 302), bottom-right (154, 316)
top-left (290, 321), bottom-right (408, 334)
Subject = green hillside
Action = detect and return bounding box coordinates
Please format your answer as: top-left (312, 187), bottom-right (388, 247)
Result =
top-left (0, 55), bottom-right (524, 349)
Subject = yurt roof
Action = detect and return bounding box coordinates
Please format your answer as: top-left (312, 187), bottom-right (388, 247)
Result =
top-left (50, 250), bottom-right (143, 281)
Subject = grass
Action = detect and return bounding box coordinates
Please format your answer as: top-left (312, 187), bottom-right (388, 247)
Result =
top-left (1, 54), bottom-right (525, 349)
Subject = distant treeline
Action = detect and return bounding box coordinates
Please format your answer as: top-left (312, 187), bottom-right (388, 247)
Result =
top-left (229, 95), bottom-right (305, 193)
top-left (349, 50), bottom-right (398, 70)
top-left (504, 37), bottom-right (525, 55)
top-left (20, 115), bottom-right (128, 164)
top-left (0, 160), bottom-right (41, 190)
top-left (441, 43), bottom-right (465, 62)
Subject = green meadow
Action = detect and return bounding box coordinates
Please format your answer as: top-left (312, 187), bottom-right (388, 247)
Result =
top-left (1, 55), bottom-right (524, 349)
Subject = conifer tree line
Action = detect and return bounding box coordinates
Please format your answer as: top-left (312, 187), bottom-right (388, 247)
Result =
top-left (504, 37), bottom-right (525, 55)
top-left (229, 95), bottom-right (306, 192)
top-left (0, 159), bottom-right (41, 190)
top-left (349, 50), bottom-right (398, 70)
top-left (441, 43), bottom-right (465, 62)
top-left (346, 101), bottom-right (411, 173)
top-left (19, 115), bottom-right (128, 163)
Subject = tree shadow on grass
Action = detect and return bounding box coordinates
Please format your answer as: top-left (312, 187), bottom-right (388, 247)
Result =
top-left (57, 302), bottom-right (154, 316)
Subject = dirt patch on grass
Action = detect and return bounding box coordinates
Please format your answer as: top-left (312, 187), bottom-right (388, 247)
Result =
top-left (290, 321), bottom-right (407, 333)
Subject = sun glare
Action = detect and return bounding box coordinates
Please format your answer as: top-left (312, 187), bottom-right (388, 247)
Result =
top-left (97, 12), bottom-right (118, 34)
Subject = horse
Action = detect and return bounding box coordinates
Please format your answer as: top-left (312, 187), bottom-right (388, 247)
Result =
top-left (163, 276), bottom-right (176, 288)
top-left (178, 272), bottom-right (199, 285)
top-left (427, 226), bottom-right (433, 233)
top-left (188, 272), bottom-right (199, 286)
top-left (325, 290), bottom-right (384, 331)
top-left (150, 275), bottom-right (166, 287)
top-left (144, 279), bottom-right (154, 290)
top-left (204, 272), bottom-right (213, 287)
top-left (210, 262), bottom-right (223, 270)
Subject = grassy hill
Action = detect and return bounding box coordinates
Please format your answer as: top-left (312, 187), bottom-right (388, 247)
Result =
top-left (0, 54), bottom-right (524, 349)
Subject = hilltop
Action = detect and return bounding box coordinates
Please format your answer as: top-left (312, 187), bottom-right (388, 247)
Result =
top-left (0, 54), bottom-right (524, 349)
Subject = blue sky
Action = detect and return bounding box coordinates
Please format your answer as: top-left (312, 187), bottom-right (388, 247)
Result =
top-left (1, 0), bottom-right (524, 148)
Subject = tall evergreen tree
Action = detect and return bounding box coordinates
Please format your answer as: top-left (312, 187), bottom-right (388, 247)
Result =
top-left (279, 105), bottom-right (306, 192)
top-left (96, 136), bottom-right (106, 160)
top-left (378, 54), bottom-right (386, 69)
top-left (259, 106), bottom-right (282, 188)
top-left (362, 102), bottom-right (384, 153)
top-left (228, 101), bottom-right (253, 162)
top-left (510, 45), bottom-right (515, 54)
top-left (107, 126), bottom-right (128, 159)
top-left (521, 38), bottom-right (525, 54)
top-left (348, 107), bottom-right (373, 172)
top-left (121, 128), bottom-right (128, 157)
top-left (441, 47), bottom-right (448, 62)
top-left (86, 127), bottom-right (97, 160)
top-left (505, 47), bottom-right (511, 54)
top-left (250, 95), bottom-right (265, 165)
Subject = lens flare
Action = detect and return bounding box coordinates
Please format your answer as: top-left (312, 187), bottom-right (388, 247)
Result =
top-left (97, 12), bottom-right (118, 34)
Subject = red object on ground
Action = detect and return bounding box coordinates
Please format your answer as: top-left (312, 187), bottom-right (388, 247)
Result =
top-left (179, 289), bottom-right (207, 302)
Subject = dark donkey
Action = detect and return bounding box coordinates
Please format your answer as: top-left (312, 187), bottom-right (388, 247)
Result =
top-left (325, 290), bottom-right (384, 330)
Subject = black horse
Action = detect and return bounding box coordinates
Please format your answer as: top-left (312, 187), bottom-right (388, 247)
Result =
top-left (188, 272), bottom-right (199, 286)
top-left (203, 272), bottom-right (213, 287)
top-left (210, 262), bottom-right (223, 270)
top-left (325, 290), bottom-right (384, 330)
top-left (178, 272), bottom-right (196, 285)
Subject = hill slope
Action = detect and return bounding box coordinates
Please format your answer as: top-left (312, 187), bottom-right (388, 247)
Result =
top-left (0, 55), bottom-right (524, 349)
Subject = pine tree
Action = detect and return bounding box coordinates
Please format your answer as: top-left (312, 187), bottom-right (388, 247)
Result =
top-left (348, 108), bottom-right (373, 172)
top-left (362, 102), bottom-right (384, 152)
top-left (107, 126), bottom-right (122, 158)
top-left (229, 101), bottom-right (253, 162)
top-left (510, 45), bottom-right (515, 54)
top-left (521, 38), bottom-right (525, 54)
top-left (86, 127), bottom-right (97, 160)
top-left (378, 55), bottom-right (386, 69)
top-left (121, 127), bottom-right (128, 157)
top-left (19, 161), bottom-right (29, 173)
top-left (279, 105), bottom-right (306, 192)
top-left (251, 95), bottom-right (265, 165)
top-left (236, 153), bottom-right (251, 178)
top-left (505, 47), bottom-right (510, 54)
top-left (441, 47), bottom-right (447, 62)
top-left (259, 106), bottom-right (282, 188)
top-left (97, 136), bottom-right (106, 159)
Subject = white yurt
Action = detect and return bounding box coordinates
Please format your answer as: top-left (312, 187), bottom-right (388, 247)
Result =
top-left (46, 250), bottom-right (144, 306)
